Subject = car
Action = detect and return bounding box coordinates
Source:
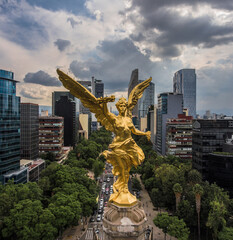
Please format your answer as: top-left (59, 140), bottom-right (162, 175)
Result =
top-left (95, 229), bottom-right (99, 234)
top-left (90, 217), bottom-right (95, 222)
top-left (96, 214), bottom-right (101, 222)
top-left (98, 208), bottom-right (103, 214)
top-left (105, 187), bottom-right (109, 192)
top-left (107, 178), bottom-right (110, 182)
top-left (104, 202), bottom-right (108, 207)
top-left (110, 189), bottom-right (113, 194)
top-left (105, 190), bottom-right (109, 195)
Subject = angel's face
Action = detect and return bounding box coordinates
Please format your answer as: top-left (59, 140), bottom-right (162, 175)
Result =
top-left (118, 103), bottom-right (126, 115)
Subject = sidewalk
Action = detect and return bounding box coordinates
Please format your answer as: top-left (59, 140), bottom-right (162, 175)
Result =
top-left (62, 217), bottom-right (90, 240)
top-left (135, 174), bottom-right (177, 240)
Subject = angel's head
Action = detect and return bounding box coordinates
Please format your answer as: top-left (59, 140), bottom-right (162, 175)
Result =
top-left (116, 97), bottom-right (128, 116)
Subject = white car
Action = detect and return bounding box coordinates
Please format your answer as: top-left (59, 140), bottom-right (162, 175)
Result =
top-left (96, 214), bottom-right (101, 222)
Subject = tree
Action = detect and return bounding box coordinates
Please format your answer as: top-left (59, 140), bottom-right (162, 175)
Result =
top-left (131, 177), bottom-right (142, 191)
top-left (153, 212), bottom-right (190, 240)
top-left (167, 216), bottom-right (190, 240)
top-left (153, 212), bottom-right (171, 240)
top-left (173, 183), bottom-right (183, 211)
top-left (93, 160), bottom-right (104, 178)
top-left (206, 201), bottom-right (227, 240)
top-left (2, 199), bottom-right (45, 240)
top-left (193, 184), bottom-right (204, 240)
top-left (218, 227), bottom-right (233, 240)
top-left (177, 200), bottom-right (196, 228)
top-left (188, 169), bottom-right (202, 186)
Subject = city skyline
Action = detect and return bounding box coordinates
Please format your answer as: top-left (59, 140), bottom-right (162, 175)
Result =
top-left (1, 1), bottom-right (233, 115)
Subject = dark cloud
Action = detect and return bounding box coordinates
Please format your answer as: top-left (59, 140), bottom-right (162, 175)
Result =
top-left (54, 39), bottom-right (71, 51)
top-left (69, 38), bottom-right (182, 92)
top-left (67, 17), bottom-right (82, 28)
top-left (129, 0), bottom-right (233, 13)
top-left (124, 1), bottom-right (233, 58)
top-left (24, 70), bottom-right (62, 86)
top-left (0, 1), bottom-right (48, 49)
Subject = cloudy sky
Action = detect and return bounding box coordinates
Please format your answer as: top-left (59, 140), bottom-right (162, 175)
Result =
top-left (1, 0), bottom-right (233, 115)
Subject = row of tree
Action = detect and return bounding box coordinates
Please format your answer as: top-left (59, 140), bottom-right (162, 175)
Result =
top-left (0, 127), bottom-right (112, 240)
top-left (132, 135), bottom-right (233, 240)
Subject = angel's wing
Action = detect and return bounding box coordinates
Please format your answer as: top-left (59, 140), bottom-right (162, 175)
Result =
top-left (57, 69), bottom-right (115, 132)
top-left (127, 77), bottom-right (152, 117)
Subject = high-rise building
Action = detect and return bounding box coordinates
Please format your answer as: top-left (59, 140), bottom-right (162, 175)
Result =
top-left (166, 114), bottom-right (193, 160)
top-left (192, 119), bottom-right (233, 179)
top-left (173, 69), bottom-right (196, 118)
top-left (147, 105), bottom-right (157, 149)
top-left (0, 69), bottom-right (27, 184)
top-left (52, 91), bottom-right (75, 115)
top-left (156, 93), bottom-right (183, 155)
top-left (138, 81), bottom-right (155, 119)
top-left (20, 103), bottom-right (39, 160)
top-left (39, 116), bottom-right (64, 159)
top-left (91, 77), bottom-right (104, 98)
top-left (55, 96), bottom-right (76, 147)
top-left (128, 69), bottom-right (139, 118)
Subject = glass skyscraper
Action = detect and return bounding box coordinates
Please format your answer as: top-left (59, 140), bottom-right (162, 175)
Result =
top-left (173, 69), bottom-right (196, 118)
top-left (0, 69), bottom-right (27, 184)
top-left (138, 81), bottom-right (155, 118)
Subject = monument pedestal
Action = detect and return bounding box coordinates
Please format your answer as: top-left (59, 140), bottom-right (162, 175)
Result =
top-left (103, 201), bottom-right (147, 240)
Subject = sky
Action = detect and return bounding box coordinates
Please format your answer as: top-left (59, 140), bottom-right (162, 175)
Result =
top-left (1, 0), bottom-right (233, 115)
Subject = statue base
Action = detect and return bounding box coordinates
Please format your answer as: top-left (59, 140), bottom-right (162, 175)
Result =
top-left (109, 191), bottom-right (137, 207)
top-left (103, 201), bottom-right (147, 240)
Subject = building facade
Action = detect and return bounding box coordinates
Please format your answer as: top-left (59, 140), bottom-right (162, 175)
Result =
top-left (128, 69), bottom-right (139, 118)
top-left (0, 69), bottom-right (24, 184)
top-left (156, 93), bottom-right (183, 155)
top-left (52, 91), bottom-right (75, 115)
top-left (78, 114), bottom-right (89, 139)
top-left (192, 119), bottom-right (233, 179)
top-left (20, 159), bottom-right (45, 182)
top-left (147, 105), bottom-right (157, 149)
top-left (166, 114), bottom-right (193, 160)
top-left (55, 96), bottom-right (76, 147)
top-left (39, 116), bottom-right (64, 159)
top-left (91, 77), bottom-right (104, 98)
top-left (173, 69), bottom-right (196, 118)
top-left (208, 152), bottom-right (233, 197)
top-left (138, 81), bottom-right (155, 119)
top-left (20, 103), bottom-right (39, 160)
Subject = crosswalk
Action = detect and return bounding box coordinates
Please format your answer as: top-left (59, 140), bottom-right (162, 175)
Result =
top-left (85, 228), bottom-right (103, 240)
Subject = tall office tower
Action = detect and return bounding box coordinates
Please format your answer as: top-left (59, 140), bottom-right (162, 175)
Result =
top-left (192, 119), bottom-right (233, 180)
top-left (173, 69), bottom-right (196, 118)
top-left (0, 69), bottom-right (27, 184)
top-left (55, 96), bottom-right (76, 147)
top-left (166, 114), bottom-right (193, 160)
top-left (128, 69), bottom-right (139, 118)
top-left (52, 91), bottom-right (75, 115)
top-left (91, 77), bottom-right (104, 98)
top-left (138, 81), bottom-right (155, 119)
top-left (39, 116), bottom-right (64, 160)
top-left (20, 103), bottom-right (39, 160)
top-left (147, 105), bottom-right (157, 149)
top-left (156, 93), bottom-right (183, 155)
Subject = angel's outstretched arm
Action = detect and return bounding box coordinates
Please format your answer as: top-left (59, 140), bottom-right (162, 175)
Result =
top-left (131, 125), bottom-right (151, 141)
top-left (101, 102), bottom-right (116, 125)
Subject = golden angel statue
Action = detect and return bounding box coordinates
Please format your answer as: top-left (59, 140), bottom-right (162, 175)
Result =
top-left (57, 69), bottom-right (152, 206)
